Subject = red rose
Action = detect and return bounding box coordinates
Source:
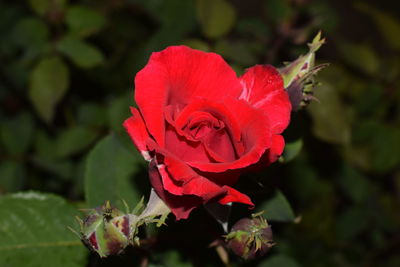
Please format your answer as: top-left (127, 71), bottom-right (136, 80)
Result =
top-left (124, 46), bottom-right (291, 220)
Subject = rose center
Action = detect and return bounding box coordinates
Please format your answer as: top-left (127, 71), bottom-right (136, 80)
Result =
top-left (183, 111), bottom-right (224, 140)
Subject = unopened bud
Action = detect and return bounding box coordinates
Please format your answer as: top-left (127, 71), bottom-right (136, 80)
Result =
top-left (225, 215), bottom-right (274, 260)
top-left (79, 201), bottom-right (130, 257)
top-left (279, 31), bottom-right (328, 110)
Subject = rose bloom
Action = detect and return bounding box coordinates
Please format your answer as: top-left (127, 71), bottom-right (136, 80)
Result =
top-left (124, 46), bottom-right (291, 219)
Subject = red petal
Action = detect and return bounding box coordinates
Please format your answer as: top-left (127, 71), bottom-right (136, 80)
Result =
top-left (239, 65), bottom-right (291, 133)
top-left (268, 134), bottom-right (285, 163)
top-left (135, 46), bottom-right (242, 147)
top-left (147, 142), bottom-right (253, 219)
top-left (148, 159), bottom-right (201, 220)
top-left (123, 107), bottom-right (151, 160)
top-left (188, 97), bottom-right (271, 172)
top-left (218, 186), bottom-right (254, 207)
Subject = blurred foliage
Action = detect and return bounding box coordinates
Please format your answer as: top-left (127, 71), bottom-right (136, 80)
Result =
top-left (0, 0), bottom-right (399, 266)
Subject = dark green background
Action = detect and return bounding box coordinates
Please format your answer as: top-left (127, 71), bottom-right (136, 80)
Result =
top-left (0, 0), bottom-right (399, 266)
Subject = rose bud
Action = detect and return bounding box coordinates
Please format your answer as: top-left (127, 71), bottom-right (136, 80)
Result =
top-left (79, 201), bottom-right (130, 258)
top-left (279, 31), bottom-right (328, 111)
top-left (225, 216), bottom-right (274, 260)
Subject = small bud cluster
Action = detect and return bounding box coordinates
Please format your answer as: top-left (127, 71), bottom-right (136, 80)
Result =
top-left (76, 190), bottom-right (170, 258)
top-left (225, 214), bottom-right (274, 260)
top-left (78, 201), bottom-right (132, 257)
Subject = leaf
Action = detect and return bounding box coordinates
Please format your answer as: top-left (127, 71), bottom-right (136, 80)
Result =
top-left (1, 112), bottom-right (35, 155)
top-left (55, 126), bottom-right (99, 158)
top-left (34, 130), bottom-right (58, 160)
top-left (264, 0), bottom-right (292, 23)
top-left (0, 161), bottom-right (25, 193)
top-left (28, 0), bottom-right (50, 15)
top-left (77, 103), bottom-right (107, 127)
top-left (108, 94), bottom-right (132, 132)
top-left (30, 157), bottom-right (74, 181)
top-left (66, 5), bottom-right (106, 37)
top-left (29, 56), bottom-right (69, 123)
top-left (258, 254), bottom-right (300, 267)
top-left (181, 39), bottom-right (210, 52)
top-left (85, 134), bottom-right (143, 210)
top-left (196, 0), bottom-right (236, 39)
top-left (28, 0), bottom-right (67, 16)
top-left (258, 190), bottom-right (296, 222)
top-left (307, 81), bottom-right (351, 145)
top-left (12, 17), bottom-right (49, 48)
top-left (336, 205), bottom-right (370, 241)
top-left (58, 36), bottom-right (104, 68)
top-left (11, 17), bottom-right (49, 60)
top-left (214, 40), bottom-right (257, 66)
top-left (12, 17), bottom-right (49, 47)
top-left (350, 121), bottom-right (400, 173)
top-left (153, 250), bottom-right (192, 267)
top-left (281, 139), bottom-right (303, 163)
top-left (339, 42), bottom-right (379, 75)
top-left (338, 165), bottom-right (372, 203)
top-left (355, 1), bottom-right (400, 50)
top-left (0, 192), bottom-right (87, 267)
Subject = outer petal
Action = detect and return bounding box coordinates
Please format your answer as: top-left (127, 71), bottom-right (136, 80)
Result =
top-left (268, 134), bottom-right (285, 163)
top-left (135, 46), bottom-right (242, 147)
top-left (123, 107), bottom-right (151, 160)
top-left (148, 159), bottom-right (202, 220)
top-left (245, 134), bottom-right (286, 172)
top-left (162, 155), bottom-right (254, 215)
top-left (239, 65), bottom-right (292, 134)
top-left (147, 140), bottom-right (254, 219)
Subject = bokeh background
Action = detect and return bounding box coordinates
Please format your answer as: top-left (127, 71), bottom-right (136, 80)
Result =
top-left (1, 0), bottom-right (399, 266)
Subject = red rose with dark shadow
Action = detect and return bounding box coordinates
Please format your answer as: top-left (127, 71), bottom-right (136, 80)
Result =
top-left (124, 46), bottom-right (291, 219)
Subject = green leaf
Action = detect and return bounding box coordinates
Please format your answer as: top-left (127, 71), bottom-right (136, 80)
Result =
top-left (28, 0), bottom-right (49, 15)
top-left (336, 205), bottom-right (370, 241)
top-left (196, 0), bottom-right (236, 39)
top-left (66, 5), bottom-right (106, 37)
top-left (85, 134), bottom-right (143, 210)
top-left (152, 250), bottom-right (192, 267)
top-left (1, 112), bottom-right (35, 155)
top-left (29, 56), bottom-right (69, 123)
top-left (11, 17), bottom-right (49, 60)
top-left (0, 161), bottom-right (25, 193)
top-left (30, 157), bottom-right (74, 181)
top-left (34, 130), bottom-right (58, 160)
top-left (258, 190), bottom-right (296, 222)
top-left (28, 0), bottom-right (67, 16)
top-left (338, 165), bottom-right (372, 203)
top-left (55, 126), bottom-right (99, 158)
top-left (281, 139), bottom-right (303, 163)
top-left (350, 121), bottom-right (400, 173)
top-left (181, 39), bottom-right (210, 52)
top-left (355, 1), bottom-right (400, 50)
top-left (264, 0), bottom-right (292, 23)
top-left (108, 94), bottom-right (132, 132)
top-left (339, 42), bottom-right (379, 75)
top-left (258, 254), bottom-right (300, 267)
top-left (77, 103), bottom-right (107, 127)
top-left (12, 17), bottom-right (49, 48)
top-left (214, 40), bottom-right (257, 66)
top-left (307, 81), bottom-right (351, 145)
top-left (58, 36), bottom-right (104, 68)
top-left (0, 192), bottom-right (87, 267)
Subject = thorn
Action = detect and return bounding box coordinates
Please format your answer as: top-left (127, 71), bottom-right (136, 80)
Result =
top-left (122, 199), bottom-right (130, 214)
top-left (75, 216), bottom-right (83, 227)
top-left (105, 200), bottom-right (111, 210)
top-left (67, 226), bottom-right (81, 238)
